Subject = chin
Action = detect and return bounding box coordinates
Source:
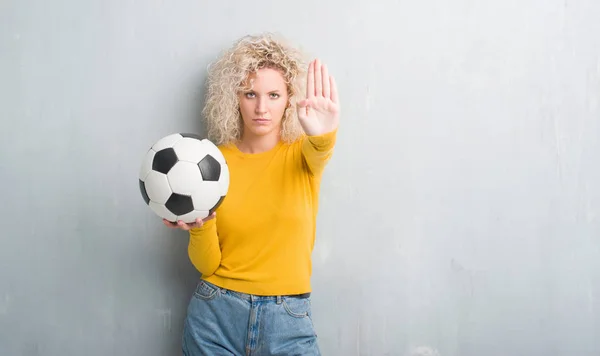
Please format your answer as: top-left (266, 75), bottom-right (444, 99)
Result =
top-left (254, 129), bottom-right (276, 137)
top-left (246, 124), bottom-right (278, 137)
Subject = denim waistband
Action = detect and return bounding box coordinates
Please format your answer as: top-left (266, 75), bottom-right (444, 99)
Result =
top-left (202, 280), bottom-right (310, 303)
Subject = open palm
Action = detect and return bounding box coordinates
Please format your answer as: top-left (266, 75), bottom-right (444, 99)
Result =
top-left (297, 59), bottom-right (340, 136)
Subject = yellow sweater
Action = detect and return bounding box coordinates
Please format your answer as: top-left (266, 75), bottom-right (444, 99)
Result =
top-left (187, 129), bottom-right (337, 295)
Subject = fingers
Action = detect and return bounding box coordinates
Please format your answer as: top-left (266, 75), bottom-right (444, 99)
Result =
top-left (177, 219), bottom-right (202, 231)
top-left (163, 217), bottom-right (207, 231)
top-left (163, 219), bottom-right (177, 228)
top-left (205, 212), bottom-right (217, 221)
top-left (307, 60), bottom-right (315, 98)
top-left (314, 59), bottom-right (322, 97)
top-left (330, 75), bottom-right (339, 103)
top-left (296, 98), bottom-right (312, 121)
top-left (307, 58), bottom-right (335, 101)
top-left (322, 63), bottom-right (330, 99)
top-left (176, 220), bottom-right (190, 230)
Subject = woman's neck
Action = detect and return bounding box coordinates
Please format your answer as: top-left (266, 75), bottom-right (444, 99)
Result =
top-left (236, 132), bottom-right (281, 154)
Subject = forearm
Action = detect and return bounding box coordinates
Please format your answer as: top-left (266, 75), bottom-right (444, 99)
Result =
top-left (301, 129), bottom-right (338, 176)
top-left (187, 219), bottom-right (221, 276)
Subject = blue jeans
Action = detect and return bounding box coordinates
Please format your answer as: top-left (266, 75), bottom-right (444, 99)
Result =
top-left (182, 279), bottom-right (321, 356)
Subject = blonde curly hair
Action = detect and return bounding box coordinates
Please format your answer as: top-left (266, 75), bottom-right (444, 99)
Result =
top-left (202, 33), bottom-right (308, 146)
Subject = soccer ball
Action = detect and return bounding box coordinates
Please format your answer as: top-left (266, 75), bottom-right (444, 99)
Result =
top-left (138, 133), bottom-right (229, 223)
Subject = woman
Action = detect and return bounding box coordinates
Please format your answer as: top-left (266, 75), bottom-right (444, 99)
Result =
top-left (164, 33), bottom-right (340, 356)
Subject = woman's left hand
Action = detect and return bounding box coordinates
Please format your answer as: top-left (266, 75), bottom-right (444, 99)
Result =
top-left (296, 58), bottom-right (340, 136)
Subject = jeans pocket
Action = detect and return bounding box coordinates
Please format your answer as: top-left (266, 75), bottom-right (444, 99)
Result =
top-left (282, 297), bottom-right (310, 318)
top-left (193, 280), bottom-right (218, 301)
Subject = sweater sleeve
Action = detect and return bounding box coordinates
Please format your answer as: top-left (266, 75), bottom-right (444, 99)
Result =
top-left (301, 129), bottom-right (338, 177)
top-left (187, 218), bottom-right (221, 276)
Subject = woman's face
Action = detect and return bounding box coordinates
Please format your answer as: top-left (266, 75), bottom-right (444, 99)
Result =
top-left (238, 67), bottom-right (289, 140)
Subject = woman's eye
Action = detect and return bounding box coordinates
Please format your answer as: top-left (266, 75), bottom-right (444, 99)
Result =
top-left (245, 92), bottom-right (255, 98)
top-left (270, 93), bottom-right (279, 98)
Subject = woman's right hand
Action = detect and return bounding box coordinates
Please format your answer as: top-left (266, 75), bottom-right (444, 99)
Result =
top-left (162, 212), bottom-right (216, 231)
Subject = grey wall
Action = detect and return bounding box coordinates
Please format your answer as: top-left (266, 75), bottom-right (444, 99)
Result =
top-left (2, 0), bottom-right (600, 355)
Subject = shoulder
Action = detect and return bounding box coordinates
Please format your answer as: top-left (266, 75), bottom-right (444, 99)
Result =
top-left (216, 142), bottom-right (234, 154)
top-left (216, 143), bottom-right (237, 160)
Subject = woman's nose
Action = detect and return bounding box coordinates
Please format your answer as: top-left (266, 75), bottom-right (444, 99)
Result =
top-left (255, 97), bottom-right (267, 114)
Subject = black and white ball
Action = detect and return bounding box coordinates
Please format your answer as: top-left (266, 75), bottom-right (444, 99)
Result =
top-left (138, 133), bottom-right (229, 223)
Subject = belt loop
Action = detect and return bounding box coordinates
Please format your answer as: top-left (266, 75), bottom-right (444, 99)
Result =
top-left (276, 295), bottom-right (282, 304)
